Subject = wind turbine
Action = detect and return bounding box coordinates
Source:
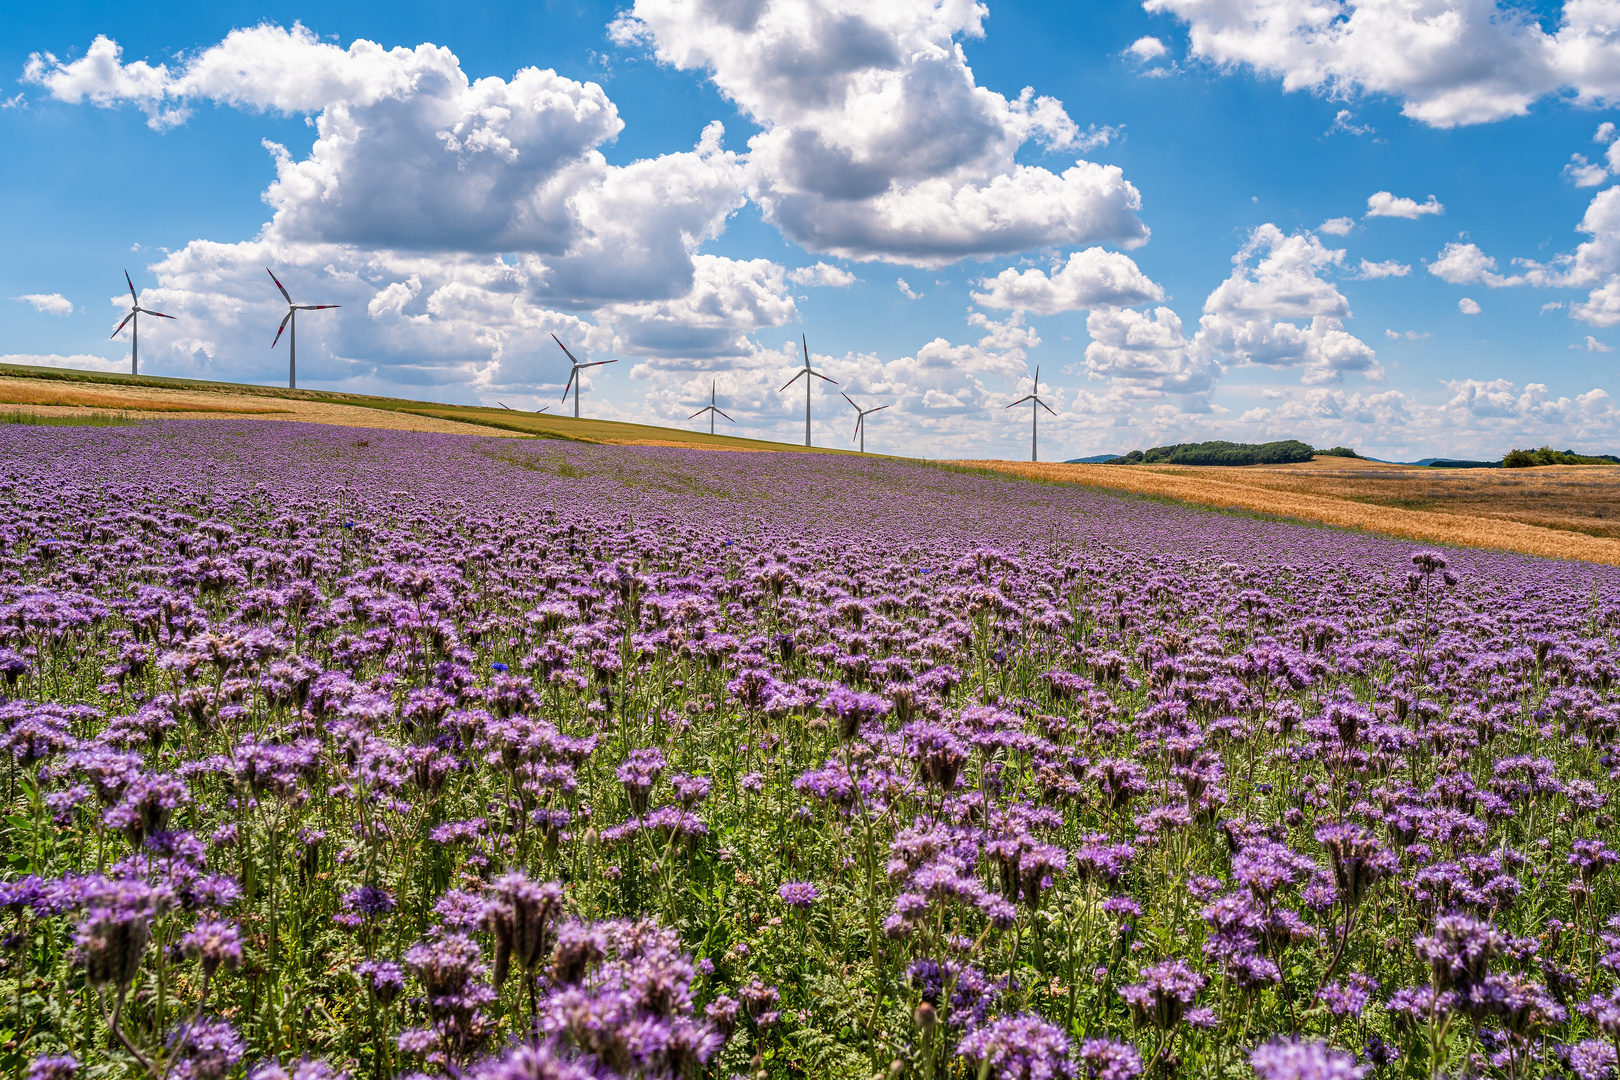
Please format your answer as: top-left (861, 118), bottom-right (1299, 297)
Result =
top-left (841, 392), bottom-right (889, 454)
top-left (110, 271), bottom-right (174, 376)
top-left (688, 379), bottom-right (734, 436)
top-left (779, 334), bottom-right (837, 447)
top-left (552, 334), bottom-right (618, 418)
top-left (268, 269), bottom-right (340, 390)
top-left (1005, 366), bottom-right (1056, 463)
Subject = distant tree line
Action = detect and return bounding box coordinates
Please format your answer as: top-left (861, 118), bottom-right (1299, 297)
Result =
top-left (1502, 445), bottom-right (1620, 467)
top-left (1106, 439), bottom-right (1357, 466)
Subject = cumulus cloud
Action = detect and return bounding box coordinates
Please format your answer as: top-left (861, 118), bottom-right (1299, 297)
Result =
top-left (1365, 191), bottom-right (1444, 219)
top-left (1318, 217), bottom-right (1355, 236)
top-left (1581, 335), bottom-right (1613, 351)
top-left (896, 278), bottom-right (923, 300)
top-left (1143, 0), bottom-right (1620, 128)
top-left (1194, 224), bottom-right (1380, 385)
top-left (1442, 378), bottom-right (1611, 428)
top-left (1127, 36), bottom-right (1168, 62)
top-left (1353, 259), bottom-right (1410, 279)
top-left (1564, 153), bottom-right (1609, 187)
top-left (610, 0), bottom-right (1148, 266)
top-left (1427, 242), bottom-right (1521, 287)
top-left (1084, 305), bottom-right (1219, 397)
top-left (786, 262), bottom-right (857, 287)
top-left (971, 248), bottom-right (1163, 314)
top-left (13, 293), bottom-right (73, 315)
top-left (1459, 297), bottom-right (1482, 314)
top-left (26, 25), bottom-right (749, 311)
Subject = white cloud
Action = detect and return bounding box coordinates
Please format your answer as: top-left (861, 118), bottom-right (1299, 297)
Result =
top-left (1143, 0), bottom-right (1620, 128)
top-left (606, 255), bottom-right (798, 359)
top-left (1459, 297), bottom-right (1482, 314)
top-left (1127, 37), bottom-right (1168, 62)
top-left (972, 248), bottom-right (1164, 314)
top-left (26, 25), bottom-right (749, 310)
top-left (1325, 109), bottom-right (1372, 136)
top-left (1318, 217), bottom-right (1355, 236)
top-left (1583, 335), bottom-right (1613, 352)
top-left (1084, 305), bottom-right (1220, 397)
top-left (13, 293), bottom-right (73, 316)
top-left (896, 278), bottom-right (922, 300)
top-left (1, 93), bottom-right (24, 110)
top-left (1599, 121), bottom-right (1618, 145)
top-left (1365, 191), bottom-right (1444, 219)
top-left (1194, 224), bottom-right (1380, 385)
top-left (1442, 378), bottom-right (1611, 429)
top-left (786, 262), bottom-right (857, 287)
top-left (610, 0), bottom-right (1149, 267)
top-left (1564, 153), bottom-right (1610, 187)
top-left (1427, 242), bottom-right (1521, 287)
top-left (1384, 328), bottom-right (1429, 339)
top-left (1353, 258), bottom-right (1410, 279)
top-left (1542, 301), bottom-right (1566, 313)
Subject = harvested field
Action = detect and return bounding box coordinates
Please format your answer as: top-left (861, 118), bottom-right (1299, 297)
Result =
top-left (959, 457), bottom-right (1620, 565)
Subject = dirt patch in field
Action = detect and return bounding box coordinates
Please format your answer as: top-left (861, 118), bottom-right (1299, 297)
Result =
top-left (959, 458), bottom-right (1620, 566)
top-left (0, 377), bottom-right (526, 438)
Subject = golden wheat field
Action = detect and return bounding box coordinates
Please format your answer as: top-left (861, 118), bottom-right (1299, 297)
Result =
top-left (959, 458), bottom-right (1620, 566)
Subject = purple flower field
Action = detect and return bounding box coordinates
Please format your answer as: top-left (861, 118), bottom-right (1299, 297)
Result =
top-left (3, 419), bottom-right (1620, 1080)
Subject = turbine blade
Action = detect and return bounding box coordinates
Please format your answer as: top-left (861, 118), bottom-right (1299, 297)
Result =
top-left (272, 311), bottom-right (292, 348)
top-left (812, 370), bottom-right (838, 384)
top-left (871, 404), bottom-right (890, 413)
top-left (550, 333), bottom-right (580, 367)
top-left (1005, 395), bottom-right (1035, 409)
top-left (145, 310), bottom-right (176, 319)
top-left (499, 402), bottom-right (513, 410)
top-left (561, 368), bottom-right (576, 401)
top-left (537, 406), bottom-right (550, 413)
top-left (301, 304), bottom-right (341, 310)
top-left (779, 371), bottom-right (806, 392)
top-left (841, 391), bottom-right (857, 409)
top-left (124, 270), bottom-right (137, 303)
top-left (267, 268), bottom-right (292, 304)
top-left (716, 409), bottom-right (733, 422)
top-left (853, 415), bottom-right (861, 440)
top-left (111, 312), bottom-right (135, 337)
top-left (688, 408), bottom-right (707, 420)
top-left (583, 358), bottom-right (618, 369)
top-left (802, 333), bottom-right (809, 366)
top-left (1040, 399), bottom-right (1057, 416)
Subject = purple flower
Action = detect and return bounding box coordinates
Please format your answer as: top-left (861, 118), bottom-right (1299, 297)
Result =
top-left (1118, 959), bottom-right (1205, 1030)
top-left (1568, 1039), bottom-right (1618, 1080)
top-left (355, 959), bottom-right (405, 1004)
top-left (181, 919), bottom-right (242, 978)
top-left (75, 878), bottom-right (174, 990)
top-left (1314, 823), bottom-right (1396, 907)
top-left (1316, 974), bottom-right (1376, 1019)
top-left (25, 1056), bottom-right (78, 1080)
top-left (1414, 912), bottom-right (1504, 993)
top-left (778, 882), bottom-right (819, 908)
top-left (1248, 1038), bottom-right (1368, 1080)
top-left (483, 872), bottom-right (564, 988)
top-left (616, 748), bottom-right (666, 813)
top-left (956, 1014), bottom-right (1076, 1079)
top-left (335, 886), bottom-right (396, 929)
top-left (169, 1017), bottom-right (244, 1080)
top-left (1077, 1038), bottom-right (1142, 1080)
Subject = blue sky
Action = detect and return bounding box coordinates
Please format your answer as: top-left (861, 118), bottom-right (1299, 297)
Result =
top-left (3, 0), bottom-right (1619, 460)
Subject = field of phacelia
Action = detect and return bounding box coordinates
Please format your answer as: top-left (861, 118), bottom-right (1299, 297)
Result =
top-left (3, 419), bottom-right (1620, 1080)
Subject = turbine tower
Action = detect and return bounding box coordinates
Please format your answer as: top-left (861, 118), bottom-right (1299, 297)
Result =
top-left (780, 334), bottom-right (836, 447)
top-left (841, 392), bottom-right (890, 454)
top-left (688, 379), bottom-right (734, 436)
top-left (110, 271), bottom-right (174, 376)
top-left (552, 334), bottom-right (618, 418)
top-left (1005, 365), bottom-right (1056, 463)
top-left (268, 269), bottom-right (340, 390)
